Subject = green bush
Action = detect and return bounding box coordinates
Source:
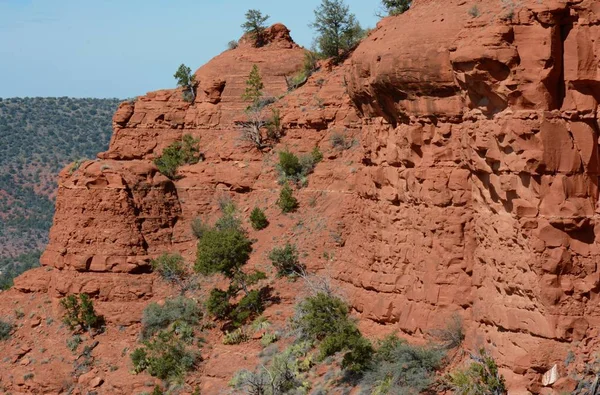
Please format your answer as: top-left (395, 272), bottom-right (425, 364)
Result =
top-left (141, 297), bottom-right (201, 339)
top-left (447, 349), bottom-right (507, 395)
top-left (278, 148), bottom-right (323, 187)
top-left (195, 228), bottom-right (253, 277)
top-left (154, 134), bottom-right (203, 179)
top-left (360, 335), bottom-right (446, 394)
top-left (279, 150), bottom-right (303, 178)
top-left (231, 289), bottom-right (265, 327)
top-left (266, 108), bottom-right (282, 141)
top-left (294, 293), bottom-right (349, 340)
top-left (249, 207), bottom-right (269, 230)
top-left (342, 334), bottom-right (375, 372)
top-left (206, 289), bottom-right (232, 320)
top-left (277, 184), bottom-right (299, 213)
top-left (0, 319), bottom-right (13, 341)
top-left (381, 0), bottom-right (411, 16)
top-left (294, 292), bottom-right (375, 373)
top-left (60, 294), bottom-right (104, 333)
top-left (131, 329), bottom-right (198, 382)
top-left (150, 253), bottom-right (186, 283)
top-left (269, 243), bottom-right (304, 277)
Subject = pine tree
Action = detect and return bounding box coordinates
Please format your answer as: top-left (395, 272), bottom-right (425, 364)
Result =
top-left (310, 0), bottom-right (364, 59)
top-left (241, 9), bottom-right (270, 47)
top-left (242, 65), bottom-right (264, 110)
top-left (173, 64), bottom-right (196, 102)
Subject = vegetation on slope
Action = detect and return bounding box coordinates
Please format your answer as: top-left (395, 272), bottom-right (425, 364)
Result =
top-left (0, 97), bottom-right (121, 258)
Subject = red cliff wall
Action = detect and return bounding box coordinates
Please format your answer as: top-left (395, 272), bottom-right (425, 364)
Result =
top-left (4, 2), bottom-right (600, 393)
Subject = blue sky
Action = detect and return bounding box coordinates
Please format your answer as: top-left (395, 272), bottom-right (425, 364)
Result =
top-left (0, 0), bottom-right (380, 98)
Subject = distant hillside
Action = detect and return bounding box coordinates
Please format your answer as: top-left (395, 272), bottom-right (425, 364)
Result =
top-left (0, 97), bottom-right (121, 259)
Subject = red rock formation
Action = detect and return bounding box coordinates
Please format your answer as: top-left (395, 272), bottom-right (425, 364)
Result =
top-left (3, 2), bottom-right (600, 392)
top-left (346, 0), bottom-right (600, 391)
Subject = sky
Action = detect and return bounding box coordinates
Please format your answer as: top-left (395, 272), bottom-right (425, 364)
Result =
top-left (0, 0), bottom-right (380, 99)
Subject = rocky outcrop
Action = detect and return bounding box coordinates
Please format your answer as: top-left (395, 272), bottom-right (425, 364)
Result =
top-left (346, 0), bottom-right (600, 390)
top-left (5, 2), bottom-right (600, 393)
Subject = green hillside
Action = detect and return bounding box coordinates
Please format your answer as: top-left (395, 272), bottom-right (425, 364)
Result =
top-left (0, 97), bottom-right (121, 262)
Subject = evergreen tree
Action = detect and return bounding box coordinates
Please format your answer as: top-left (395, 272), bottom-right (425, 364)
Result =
top-left (241, 9), bottom-right (270, 47)
top-left (242, 65), bottom-right (264, 110)
top-left (310, 0), bottom-right (364, 59)
top-left (173, 64), bottom-right (196, 102)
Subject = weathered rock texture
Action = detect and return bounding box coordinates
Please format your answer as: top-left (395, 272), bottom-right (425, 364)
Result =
top-left (3, 1), bottom-right (600, 393)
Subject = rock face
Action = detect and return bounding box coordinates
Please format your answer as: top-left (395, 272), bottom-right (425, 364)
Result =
top-left (346, 0), bottom-right (600, 390)
top-left (5, 2), bottom-right (600, 393)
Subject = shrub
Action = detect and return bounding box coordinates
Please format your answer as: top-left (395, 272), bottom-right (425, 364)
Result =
top-left (195, 228), bottom-right (253, 277)
top-left (310, 0), bottom-right (365, 60)
top-left (447, 349), bottom-right (507, 395)
top-left (223, 327), bottom-right (249, 345)
top-left (250, 207), bottom-right (269, 230)
top-left (341, 334), bottom-right (375, 372)
top-left (261, 332), bottom-right (279, 347)
top-left (330, 132), bottom-right (353, 150)
top-left (298, 148), bottom-right (322, 178)
top-left (227, 40), bottom-right (239, 50)
top-left (231, 289), bottom-right (265, 327)
top-left (141, 297), bottom-right (201, 339)
top-left (231, 344), bottom-right (309, 394)
top-left (206, 289), bottom-right (232, 320)
top-left (241, 9), bottom-right (270, 47)
top-left (294, 292), bottom-right (374, 373)
top-left (66, 334), bottom-right (82, 352)
top-left (215, 212), bottom-right (242, 232)
top-left (279, 150), bottom-right (303, 178)
top-left (154, 134), bottom-right (203, 179)
top-left (278, 148), bottom-right (322, 186)
top-left (278, 184), bottom-right (299, 213)
top-left (191, 217), bottom-right (209, 239)
top-left (468, 5), bottom-right (480, 17)
top-left (60, 294), bottom-right (104, 333)
top-left (431, 313), bottom-right (464, 349)
top-left (294, 293), bottom-right (349, 341)
top-left (286, 51), bottom-right (320, 91)
top-left (150, 253), bottom-right (186, 282)
top-left (0, 319), bottom-right (13, 341)
top-left (269, 243), bottom-right (304, 277)
top-left (381, 0), bottom-right (411, 16)
top-left (131, 329), bottom-right (198, 382)
top-left (266, 108), bottom-right (282, 141)
top-left (360, 335), bottom-right (446, 394)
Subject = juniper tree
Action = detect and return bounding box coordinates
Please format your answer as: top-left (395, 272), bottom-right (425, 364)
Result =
top-left (174, 64), bottom-right (196, 102)
top-left (242, 65), bottom-right (264, 109)
top-left (239, 65), bottom-right (266, 148)
top-left (310, 0), bottom-right (364, 59)
top-left (241, 9), bottom-right (270, 47)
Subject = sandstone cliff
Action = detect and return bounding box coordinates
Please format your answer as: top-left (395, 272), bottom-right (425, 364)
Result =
top-left (2, 1), bottom-right (600, 393)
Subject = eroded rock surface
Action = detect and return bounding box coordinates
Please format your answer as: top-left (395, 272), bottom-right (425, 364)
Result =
top-left (4, 2), bottom-right (600, 393)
